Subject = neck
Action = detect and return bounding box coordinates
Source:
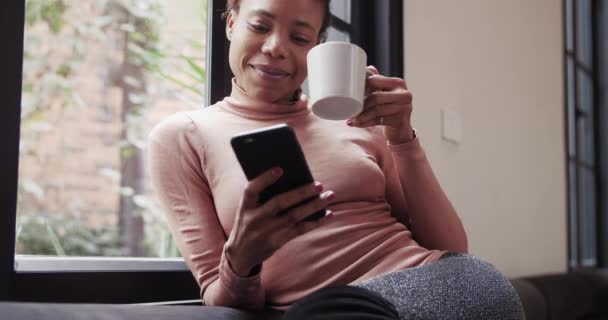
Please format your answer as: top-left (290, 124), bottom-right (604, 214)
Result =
top-left (234, 79), bottom-right (301, 106)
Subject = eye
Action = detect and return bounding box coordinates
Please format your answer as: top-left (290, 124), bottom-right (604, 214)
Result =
top-left (248, 23), bottom-right (269, 33)
top-left (292, 35), bottom-right (311, 45)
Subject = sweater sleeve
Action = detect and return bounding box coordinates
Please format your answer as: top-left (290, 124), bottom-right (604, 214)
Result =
top-left (147, 113), bottom-right (265, 309)
top-left (380, 133), bottom-right (468, 253)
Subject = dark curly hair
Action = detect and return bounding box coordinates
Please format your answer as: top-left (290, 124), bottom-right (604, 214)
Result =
top-left (223, 0), bottom-right (332, 42)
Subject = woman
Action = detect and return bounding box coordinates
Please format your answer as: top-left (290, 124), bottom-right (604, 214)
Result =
top-left (148, 0), bottom-right (525, 319)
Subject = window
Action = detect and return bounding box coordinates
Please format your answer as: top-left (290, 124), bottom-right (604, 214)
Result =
top-left (327, 0), bottom-right (352, 42)
top-left (1, 0), bottom-right (404, 303)
top-left (16, 0), bottom-right (208, 260)
top-left (564, 0), bottom-right (607, 268)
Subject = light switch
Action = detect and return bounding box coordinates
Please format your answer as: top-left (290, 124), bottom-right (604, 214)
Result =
top-left (441, 109), bottom-right (462, 144)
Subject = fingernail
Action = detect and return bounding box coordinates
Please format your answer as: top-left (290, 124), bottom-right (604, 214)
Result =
top-left (346, 120), bottom-right (354, 126)
top-left (324, 210), bottom-right (334, 218)
top-left (326, 192), bottom-right (336, 201)
top-left (314, 182), bottom-right (324, 192)
top-left (273, 167), bottom-right (283, 176)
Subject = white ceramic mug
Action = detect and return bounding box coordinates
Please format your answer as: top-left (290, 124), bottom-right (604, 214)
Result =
top-left (306, 42), bottom-right (367, 120)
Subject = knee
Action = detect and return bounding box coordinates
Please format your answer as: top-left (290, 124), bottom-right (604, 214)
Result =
top-left (282, 286), bottom-right (399, 320)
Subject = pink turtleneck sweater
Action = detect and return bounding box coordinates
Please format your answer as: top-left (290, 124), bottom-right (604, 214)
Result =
top-left (147, 81), bottom-right (466, 310)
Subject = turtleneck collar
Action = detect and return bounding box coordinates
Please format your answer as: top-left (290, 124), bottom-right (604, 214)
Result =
top-left (221, 78), bottom-right (310, 121)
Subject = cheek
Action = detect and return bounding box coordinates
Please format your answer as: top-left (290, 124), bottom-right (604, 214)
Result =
top-left (295, 54), bottom-right (309, 82)
top-left (229, 38), bottom-right (254, 74)
top-left (228, 44), bottom-right (241, 76)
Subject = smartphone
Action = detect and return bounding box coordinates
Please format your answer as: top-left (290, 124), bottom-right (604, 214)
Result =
top-left (230, 123), bottom-right (325, 221)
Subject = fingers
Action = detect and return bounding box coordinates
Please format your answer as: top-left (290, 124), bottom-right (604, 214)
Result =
top-left (365, 66), bottom-right (380, 95)
top-left (259, 181), bottom-right (328, 217)
top-left (241, 167), bottom-right (283, 208)
top-left (260, 188), bottom-right (335, 251)
top-left (349, 104), bottom-right (403, 128)
top-left (367, 65), bottom-right (380, 76)
top-left (364, 90), bottom-right (412, 110)
top-left (366, 75), bottom-right (408, 92)
top-left (363, 70), bottom-right (409, 113)
top-left (278, 192), bottom-right (335, 243)
top-left (279, 190), bottom-right (335, 226)
top-left (349, 90), bottom-right (412, 125)
top-left (364, 65), bottom-right (409, 92)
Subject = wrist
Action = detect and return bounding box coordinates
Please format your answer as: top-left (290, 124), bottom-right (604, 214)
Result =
top-left (225, 243), bottom-right (253, 278)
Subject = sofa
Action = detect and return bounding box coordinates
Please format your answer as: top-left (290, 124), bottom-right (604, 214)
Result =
top-left (1, 269), bottom-right (607, 320)
top-left (509, 269), bottom-right (608, 320)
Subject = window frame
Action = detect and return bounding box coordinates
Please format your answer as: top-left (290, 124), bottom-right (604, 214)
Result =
top-left (564, 0), bottom-right (607, 269)
top-left (1, 0), bottom-right (404, 303)
top-left (351, 1), bottom-right (404, 79)
top-left (595, 0), bottom-right (608, 267)
top-left (0, 0), bottom-right (24, 301)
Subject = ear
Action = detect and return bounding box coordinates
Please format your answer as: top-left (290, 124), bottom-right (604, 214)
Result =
top-left (225, 11), bottom-right (236, 41)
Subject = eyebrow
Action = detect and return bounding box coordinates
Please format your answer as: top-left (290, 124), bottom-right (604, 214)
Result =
top-left (251, 9), bottom-right (316, 32)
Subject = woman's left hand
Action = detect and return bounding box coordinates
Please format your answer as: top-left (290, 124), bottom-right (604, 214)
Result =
top-left (347, 66), bottom-right (415, 145)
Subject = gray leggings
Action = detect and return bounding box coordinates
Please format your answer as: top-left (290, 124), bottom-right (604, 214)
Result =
top-left (354, 253), bottom-right (526, 320)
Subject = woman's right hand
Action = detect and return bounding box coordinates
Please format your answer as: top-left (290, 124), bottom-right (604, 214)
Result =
top-left (224, 167), bottom-right (335, 277)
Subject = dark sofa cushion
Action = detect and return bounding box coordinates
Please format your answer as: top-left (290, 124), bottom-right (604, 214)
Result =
top-left (577, 269), bottom-right (608, 317)
top-left (0, 302), bottom-right (283, 320)
top-left (526, 273), bottom-right (596, 320)
top-left (510, 279), bottom-right (546, 320)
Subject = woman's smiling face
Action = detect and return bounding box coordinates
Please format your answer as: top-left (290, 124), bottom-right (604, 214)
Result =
top-left (225, 0), bottom-right (325, 103)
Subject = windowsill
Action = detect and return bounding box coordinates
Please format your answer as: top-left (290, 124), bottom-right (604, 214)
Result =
top-left (126, 299), bottom-right (203, 306)
top-left (15, 255), bottom-right (188, 272)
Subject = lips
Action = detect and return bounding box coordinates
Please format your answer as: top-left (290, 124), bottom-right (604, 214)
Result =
top-left (251, 64), bottom-right (291, 80)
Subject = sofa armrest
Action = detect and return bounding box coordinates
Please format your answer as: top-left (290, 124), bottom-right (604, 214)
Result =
top-left (514, 269), bottom-right (608, 320)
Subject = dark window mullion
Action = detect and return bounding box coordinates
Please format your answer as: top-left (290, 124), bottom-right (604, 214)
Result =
top-left (565, 42), bottom-right (578, 266)
top-left (0, 0), bottom-right (24, 301)
top-left (567, 160), bottom-right (578, 268)
top-left (572, 0), bottom-right (584, 268)
top-left (207, 0), bottom-right (232, 106)
top-left (581, 0), bottom-right (598, 267)
top-left (591, 0), bottom-right (605, 267)
top-left (330, 16), bottom-right (353, 34)
top-left (350, 1), bottom-right (403, 78)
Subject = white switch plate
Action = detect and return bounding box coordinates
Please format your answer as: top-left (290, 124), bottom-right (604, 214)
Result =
top-left (441, 109), bottom-right (462, 144)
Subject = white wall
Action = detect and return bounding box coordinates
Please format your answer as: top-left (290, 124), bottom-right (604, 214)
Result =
top-left (403, 0), bottom-right (567, 277)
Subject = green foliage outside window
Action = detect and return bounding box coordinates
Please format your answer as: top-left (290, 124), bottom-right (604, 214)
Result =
top-left (18, 0), bottom-right (207, 258)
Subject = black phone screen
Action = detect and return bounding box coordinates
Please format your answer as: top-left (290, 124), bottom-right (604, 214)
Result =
top-left (230, 123), bottom-right (324, 220)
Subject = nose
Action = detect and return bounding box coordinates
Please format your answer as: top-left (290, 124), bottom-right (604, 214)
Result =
top-left (261, 32), bottom-right (287, 59)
